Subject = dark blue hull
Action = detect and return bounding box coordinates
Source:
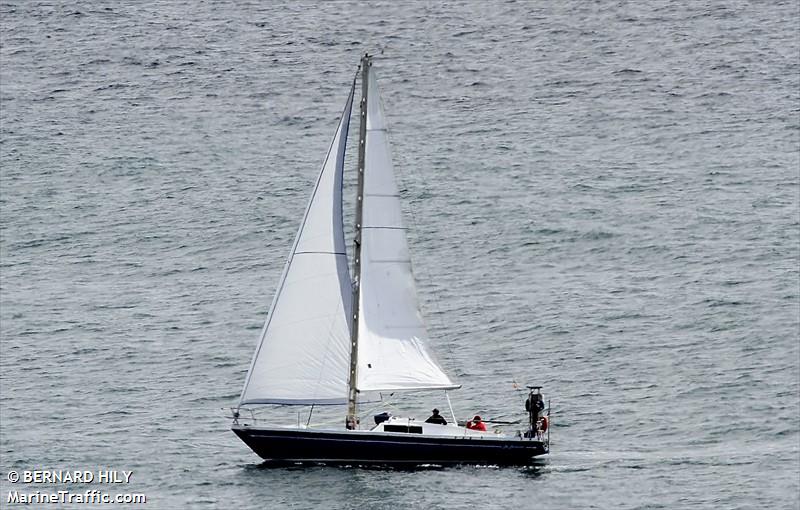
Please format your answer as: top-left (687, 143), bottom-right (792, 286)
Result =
top-left (232, 425), bottom-right (548, 465)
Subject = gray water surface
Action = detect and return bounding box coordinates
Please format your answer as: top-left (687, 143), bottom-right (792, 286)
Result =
top-left (1, 1), bottom-right (798, 508)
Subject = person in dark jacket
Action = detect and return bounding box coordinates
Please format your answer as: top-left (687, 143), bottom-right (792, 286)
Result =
top-left (425, 408), bottom-right (447, 425)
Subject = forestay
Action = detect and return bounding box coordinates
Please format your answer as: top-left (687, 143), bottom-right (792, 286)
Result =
top-left (239, 83), bottom-right (355, 406)
top-left (355, 65), bottom-right (459, 392)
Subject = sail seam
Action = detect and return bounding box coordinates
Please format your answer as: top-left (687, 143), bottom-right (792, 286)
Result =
top-left (293, 251), bottom-right (348, 255)
top-left (261, 314), bottom-right (346, 328)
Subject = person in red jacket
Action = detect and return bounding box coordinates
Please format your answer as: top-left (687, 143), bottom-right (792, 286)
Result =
top-left (466, 415), bottom-right (487, 431)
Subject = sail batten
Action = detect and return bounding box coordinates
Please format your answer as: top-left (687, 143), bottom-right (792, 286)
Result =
top-left (239, 81), bottom-right (356, 407)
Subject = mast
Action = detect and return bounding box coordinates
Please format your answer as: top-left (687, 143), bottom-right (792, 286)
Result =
top-left (346, 53), bottom-right (370, 429)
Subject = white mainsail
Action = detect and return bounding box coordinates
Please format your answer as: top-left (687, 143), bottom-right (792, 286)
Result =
top-left (239, 83), bottom-right (355, 406)
top-left (355, 65), bottom-right (459, 392)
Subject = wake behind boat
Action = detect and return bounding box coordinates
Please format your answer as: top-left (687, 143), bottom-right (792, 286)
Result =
top-left (231, 54), bottom-right (551, 466)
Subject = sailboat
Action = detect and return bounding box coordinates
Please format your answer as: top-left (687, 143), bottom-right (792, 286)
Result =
top-left (231, 54), bottom-right (550, 465)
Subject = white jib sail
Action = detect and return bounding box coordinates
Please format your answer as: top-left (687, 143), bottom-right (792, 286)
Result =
top-left (240, 83), bottom-right (355, 406)
top-left (356, 65), bottom-right (459, 392)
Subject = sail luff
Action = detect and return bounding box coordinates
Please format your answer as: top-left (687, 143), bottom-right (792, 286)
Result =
top-left (345, 54), bottom-right (370, 428)
top-left (239, 77), bottom-right (356, 406)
